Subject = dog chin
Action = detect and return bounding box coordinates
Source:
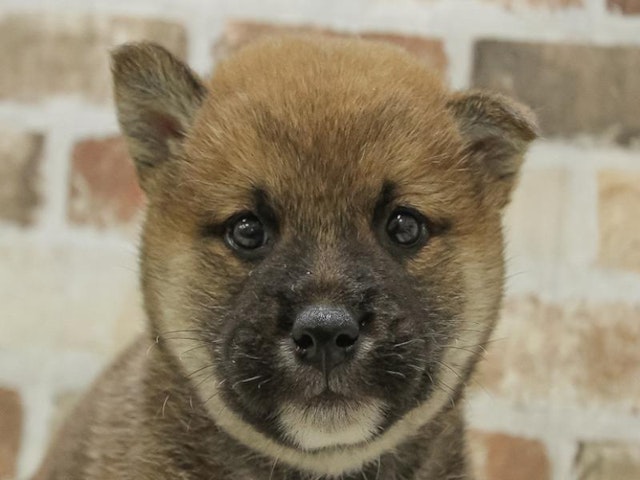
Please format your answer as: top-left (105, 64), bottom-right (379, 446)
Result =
top-left (278, 397), bottom-right (386, 451)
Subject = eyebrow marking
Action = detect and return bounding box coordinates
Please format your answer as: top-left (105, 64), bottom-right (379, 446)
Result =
top-left (197, 187), bottom-right (277, 238)
top-left (372, 181), bottom-right (396, 224)
top-left (252, 187), bottom-right (278, 231)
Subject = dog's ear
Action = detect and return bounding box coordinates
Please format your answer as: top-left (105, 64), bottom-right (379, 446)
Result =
top-left (110, 42), bottom-right (207, 191)
top-left (448, 91), bottom-right (539, 208)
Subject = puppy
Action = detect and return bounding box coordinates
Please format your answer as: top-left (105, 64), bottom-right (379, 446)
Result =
top-left (34, 36), bottom-right (537, 479)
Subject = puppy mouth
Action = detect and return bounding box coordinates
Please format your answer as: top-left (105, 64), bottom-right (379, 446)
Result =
top-left (273, 352), bottom-right (388, 450)
top-left (278, 395), bottom-right (387, 451)
top-left (303, 388), bottom-right (356, 410)
top-left (312, 388), bottom-right (350, 401)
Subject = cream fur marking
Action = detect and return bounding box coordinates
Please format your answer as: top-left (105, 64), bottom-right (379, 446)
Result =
top-left (278, 400), bottom-right (386, 450)
top-left (157, 253), bottom-right (490, 477)
top-left (34, 37), bottom-right (535, 480)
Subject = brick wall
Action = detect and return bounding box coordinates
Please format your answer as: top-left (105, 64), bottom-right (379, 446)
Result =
top-left (0, 1), bottom-right (639, 479)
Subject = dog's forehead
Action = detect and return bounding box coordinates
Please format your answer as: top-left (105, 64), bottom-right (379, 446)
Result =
top-left (185, 101), bottom-right (469, 223)
top-left (182, 37), bottom-right (475, 222)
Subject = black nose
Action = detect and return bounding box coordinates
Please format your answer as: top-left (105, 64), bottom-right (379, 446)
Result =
top-left (291, 305), bottom-right (360, 372)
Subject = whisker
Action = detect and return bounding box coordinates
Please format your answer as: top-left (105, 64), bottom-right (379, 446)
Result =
top-left (185, 363), bottom-right (216, 380)
top-left (384, 370), bottom-right (407, 379)
top-left (391, 338), bottom-right (426, 349)
top-left (232, 375), bottom-right (265, 389)
top-left (269, 457), bottom-right (278, 480)
top-left (161, 394), bottom-right (170, 418)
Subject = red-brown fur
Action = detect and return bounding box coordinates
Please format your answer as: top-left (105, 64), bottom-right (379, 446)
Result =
top-left (34, 36), bottom-right (537, 480)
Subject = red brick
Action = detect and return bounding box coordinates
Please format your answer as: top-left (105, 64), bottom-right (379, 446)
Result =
top-left (0, 388), bottom-right (22, 479)
top-left (68, 136), bottom-right (145, 229)
top-left (468, 431), bottom-right (551, 480)
top-left (0, 129), bottom-right (44, 226)
top-left (0, 14), bottom-right (186, 103)
top-left (598, 171), bottom-right (640, 273)
top-left (576, 442), bottom-right (640, 479)
top-left (472, 41), bottom-right (640, 146)
top-left (214, 21), bottom-right (447, 76)
top-left (474, 296), bottom-right (640, 408)
top-left (607, 0), bottom-right (640, 14)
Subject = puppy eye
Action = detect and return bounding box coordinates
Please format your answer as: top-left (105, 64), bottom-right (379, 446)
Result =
top-left (225, 214), bottom-right (267, 251)
top-left (386, 208), bottom-right (429, 247)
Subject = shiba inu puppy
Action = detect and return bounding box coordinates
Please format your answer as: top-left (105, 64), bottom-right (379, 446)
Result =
top-left (34, 36), bottom-right (537, 479)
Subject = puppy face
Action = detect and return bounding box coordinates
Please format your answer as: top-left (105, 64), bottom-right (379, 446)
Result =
top-left (112, 37), bottom-right (536, 474)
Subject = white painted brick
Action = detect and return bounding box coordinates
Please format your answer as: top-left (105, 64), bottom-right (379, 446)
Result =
top-left (0, 240), bottom-right (143, 355)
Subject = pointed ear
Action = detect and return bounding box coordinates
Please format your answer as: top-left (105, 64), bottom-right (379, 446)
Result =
top-left (110, 42), bottom-right (207, 191)
top-left (448, 91), bottom-right (539, 208)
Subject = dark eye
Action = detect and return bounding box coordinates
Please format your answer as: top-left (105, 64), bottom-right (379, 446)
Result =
top-left (226, 214), bottom-right (267, 251)
top-left (386, 208), bottom-right (429, 247)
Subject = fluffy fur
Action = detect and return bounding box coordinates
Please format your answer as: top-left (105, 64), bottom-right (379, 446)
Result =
top-left (34, 36), bottom-right (537, 480)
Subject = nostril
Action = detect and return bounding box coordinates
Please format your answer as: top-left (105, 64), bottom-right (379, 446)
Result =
top-left (291, 305), bottom-right (361, 370)
top-left (295, 333), bottom-right (314, 350)
top-left (335, 333), bottom-right (358, 349)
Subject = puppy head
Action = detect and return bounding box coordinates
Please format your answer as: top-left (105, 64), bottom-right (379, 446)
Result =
top-left (112, 37), bottom-right (537, 474)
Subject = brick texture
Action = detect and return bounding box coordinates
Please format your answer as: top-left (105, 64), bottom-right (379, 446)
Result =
top-left (0, 128), bottom-right (44, 226)
top-left (214, 21), bottom-right (447, 76)
top-left (504, 168), bottom-right (569, 261)
top-left (576, 442), bottom-right (640, 479)
top-left (0, 14), bottom-right (186, 103)
top-left (68, 136), bottom-right (145, 230)
top-left (598, 171), bottom-right (640, 274)
top-left (472, 40), bottom-right (640, 146)
top-left (474, 296), bottom-right (640, 408)
top-left (1, 4), bottom-right (640, 479)
top-left (607, 0), bottom-right (640, 14)
top-left (0, 244), bottom-right (140, 354)
top-left (487, 0), bottom-right (583, 8)
top-left (469, 431), bottom-right (551, 480)
top-left (114, 290), bottom-right (146, 348)
top-left (0, 388), bottom-right (22, 480)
